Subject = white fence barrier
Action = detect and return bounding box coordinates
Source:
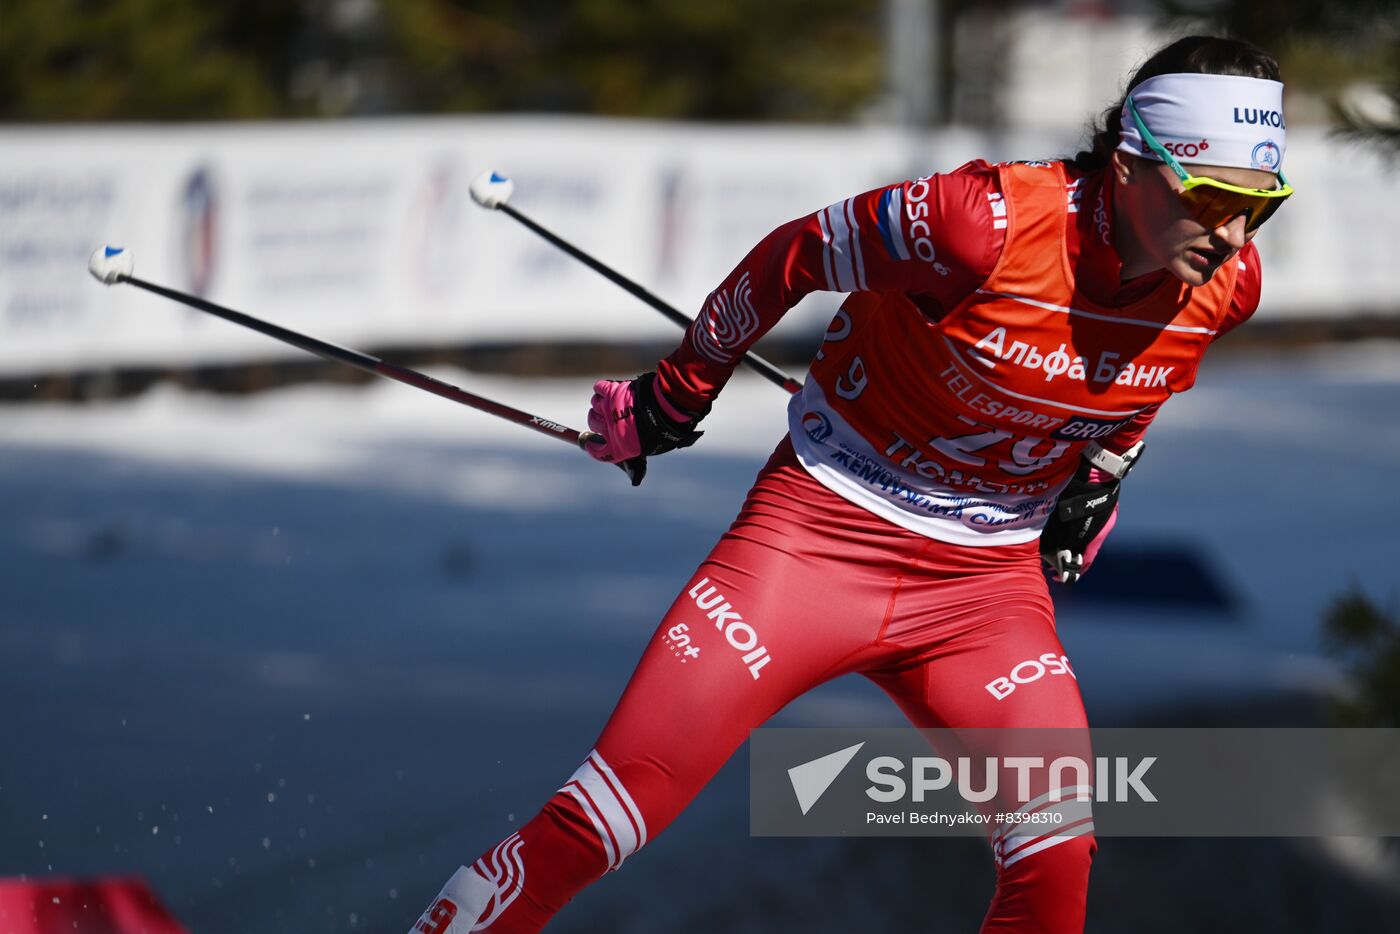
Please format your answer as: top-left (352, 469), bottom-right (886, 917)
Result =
top-left (1, 117), bottom-right (1392, 377)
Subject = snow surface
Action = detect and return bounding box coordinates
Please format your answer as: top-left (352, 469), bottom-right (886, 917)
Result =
top-left (1, 344), bottom-right (1398, 931)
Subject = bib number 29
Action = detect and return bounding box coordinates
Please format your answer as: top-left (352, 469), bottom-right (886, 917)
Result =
top-left (929, 417), bottom-right (1070, 476)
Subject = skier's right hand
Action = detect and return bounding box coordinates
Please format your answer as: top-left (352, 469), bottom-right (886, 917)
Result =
top-left (585, 372), bottom-right (707, 486)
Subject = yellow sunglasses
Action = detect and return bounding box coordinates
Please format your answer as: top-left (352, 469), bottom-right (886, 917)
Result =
top-left (1127, 97), bottom-right (1293, 232)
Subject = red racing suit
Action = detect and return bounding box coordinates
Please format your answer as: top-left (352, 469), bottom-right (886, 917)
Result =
top-left (409, 160), bottom-right (1261, 934)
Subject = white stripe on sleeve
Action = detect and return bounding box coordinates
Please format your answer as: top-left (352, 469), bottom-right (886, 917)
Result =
top-left (822, 200), bottom-right (858, 292)
top-left (844, 197), bottom-right (868, 291)
top-left (815, 208), bottom-right (838, 292)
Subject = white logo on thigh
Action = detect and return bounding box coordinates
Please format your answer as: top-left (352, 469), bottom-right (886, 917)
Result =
top-left (985, 653), bottom-right (1076, 700)
top-left (687, 576), bottom-right (772, 679)
top-left (663, 622), bottom-right (702, 665)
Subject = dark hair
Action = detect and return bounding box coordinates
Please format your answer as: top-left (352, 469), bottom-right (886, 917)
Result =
top-left (1071, 36), bottom-right (1283, 172)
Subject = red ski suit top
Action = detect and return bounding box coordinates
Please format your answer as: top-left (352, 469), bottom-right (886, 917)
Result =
top-left (656, 159), bottom-right (1260, 544)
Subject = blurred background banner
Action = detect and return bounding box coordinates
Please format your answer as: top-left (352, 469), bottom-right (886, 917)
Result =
top-left (0, 118), bottom-right (896, 375)
top-left (3, 121), bottom-right (1396, 378)
top-left (2, 0), bottom-right (1397, 381)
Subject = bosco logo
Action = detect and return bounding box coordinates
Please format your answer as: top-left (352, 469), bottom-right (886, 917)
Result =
top-left (1250, 140), bottom-right (1281, 170)
top-left (984, 652), bottom-right (1076, 700)
top-left (902, 176), bottom-right (951, 276)
top-left (1164, 139), bottom-right (1209, 159)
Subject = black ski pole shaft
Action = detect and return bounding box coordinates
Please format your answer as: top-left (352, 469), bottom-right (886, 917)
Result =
top-left (116, 274), bottom-right (599, 450)
top-left (495, 202), bottom-right (804, 395)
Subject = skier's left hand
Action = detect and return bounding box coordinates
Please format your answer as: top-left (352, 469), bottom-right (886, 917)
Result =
top-left (1040, 464), bottom-right (1121, 584)
top-left (585, 372), bottom-right (707, 486)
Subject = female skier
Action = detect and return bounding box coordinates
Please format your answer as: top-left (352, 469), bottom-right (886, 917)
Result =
top-left (409, 35), bottom-right (1291, 933)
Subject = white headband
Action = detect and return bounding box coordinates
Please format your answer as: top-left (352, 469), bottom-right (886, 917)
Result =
top-left (1117, 72), bottom-right (1286, 172)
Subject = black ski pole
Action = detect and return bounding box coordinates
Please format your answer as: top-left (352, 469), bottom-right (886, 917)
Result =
top-left (469, 171), bottom-right (804, 396)
top-left (86, 246), bottom-right (619, 463)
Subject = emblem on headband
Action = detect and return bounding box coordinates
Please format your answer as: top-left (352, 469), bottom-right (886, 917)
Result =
top-left (1250, 140), bottom-right (1281, 171)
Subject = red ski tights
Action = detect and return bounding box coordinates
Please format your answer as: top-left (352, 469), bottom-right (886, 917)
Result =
top-left (411, 438), bottom-right (1095, 933)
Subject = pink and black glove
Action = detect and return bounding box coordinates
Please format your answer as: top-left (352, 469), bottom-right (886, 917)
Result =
top-left (585, 372), bottom-right (707, 486)
top-left (1040, 463), bottom-right (1122, 584)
